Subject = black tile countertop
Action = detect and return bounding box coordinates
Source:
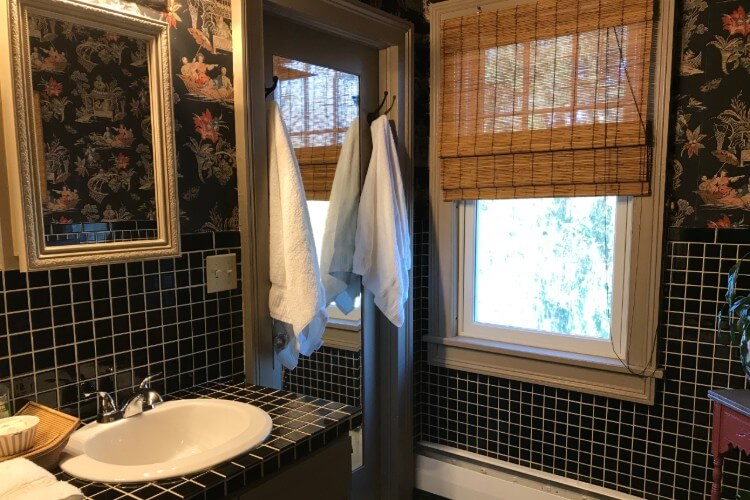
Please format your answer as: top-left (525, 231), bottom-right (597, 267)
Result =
top-left (53, 380), bottom-right (362, 499)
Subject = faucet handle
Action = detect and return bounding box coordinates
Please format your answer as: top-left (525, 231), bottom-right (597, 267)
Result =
top-left (137, 373), bottom-right (163, 411)
top-left (139, 373), bottom-right (162, 389)
top-left (84, 390), bottom-right (120, 423)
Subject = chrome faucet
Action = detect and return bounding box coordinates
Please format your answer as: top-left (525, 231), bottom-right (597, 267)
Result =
top-left (121, 374), bottom-right (163, 418)
top-left (85, 374), bottom-right (163, 423)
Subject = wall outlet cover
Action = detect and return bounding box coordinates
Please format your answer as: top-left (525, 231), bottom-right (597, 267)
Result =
top-left (206, 253), bottom-right (238, 293)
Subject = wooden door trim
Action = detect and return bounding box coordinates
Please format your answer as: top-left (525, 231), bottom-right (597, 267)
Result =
top-left (233, 0), bottom-right (274, 387)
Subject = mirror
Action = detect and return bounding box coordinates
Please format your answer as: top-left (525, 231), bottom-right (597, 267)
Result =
top-left (262, 7), bottom-right (401, 484)
top-left (272, 56), bottom-right (362, 328)
top-left (0, 0), bottom-right (179, 270)
top-left (272, 54), bottom-right (365, 467)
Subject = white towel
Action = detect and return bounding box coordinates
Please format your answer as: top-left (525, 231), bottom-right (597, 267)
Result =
top-left (0, 458), bottom-right (83, 500)
top-left (267, 101), bottom-right (328, 369)
top-left (353, 115), bottom-right (411, 327)
top-left (319, 118), bottom-right (361, 313)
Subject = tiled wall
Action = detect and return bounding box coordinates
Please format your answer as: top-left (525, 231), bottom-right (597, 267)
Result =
top-left (0, 231), bottom-right (244, 419)
top-left (283, 346), bottom-right (362, 408)
top-left (417, 229), bottom-right (750, 499)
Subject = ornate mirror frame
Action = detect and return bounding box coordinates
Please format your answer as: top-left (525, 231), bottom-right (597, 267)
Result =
top-left (0, 0), bottom-right (179, 271)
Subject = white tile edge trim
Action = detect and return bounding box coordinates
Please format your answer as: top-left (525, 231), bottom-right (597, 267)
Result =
top-left (416, 442), bottom-right (643, 500)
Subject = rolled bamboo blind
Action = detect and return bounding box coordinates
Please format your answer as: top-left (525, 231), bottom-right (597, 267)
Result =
top-left (273, 57), bottom-right (359, 201)
top-left (296, 145), bottom-right (341, 201)
top-left (439, 0), bottom-right (655, 201)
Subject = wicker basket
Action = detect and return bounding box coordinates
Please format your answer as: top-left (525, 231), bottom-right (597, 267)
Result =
top-left (0, 402), bottom-right (80, 470)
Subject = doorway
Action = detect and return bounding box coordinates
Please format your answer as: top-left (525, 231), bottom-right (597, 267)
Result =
top-left (233, 1), bottom-right (415, 497)
top-left (264, 10), bottom-right (379, 496)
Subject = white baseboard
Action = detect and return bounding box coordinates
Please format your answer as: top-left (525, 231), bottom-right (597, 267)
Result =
top-left (415, 442), bottom-right (642, 500)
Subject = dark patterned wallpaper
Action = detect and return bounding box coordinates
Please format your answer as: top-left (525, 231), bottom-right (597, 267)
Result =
top-left (28, 15), bottom-right (157, 227)
top-left (120, 0), bottom-right (239, 234)
top-left (670, 0), bottom-right (750, 229)
top-left (163, 0), bottom-right (239, 233)
top-left (25, 0), bottom-right (239, 234)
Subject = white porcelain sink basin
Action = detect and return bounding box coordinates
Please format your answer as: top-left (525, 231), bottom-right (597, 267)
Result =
top-left (60, 399), bottom-right (272, 483)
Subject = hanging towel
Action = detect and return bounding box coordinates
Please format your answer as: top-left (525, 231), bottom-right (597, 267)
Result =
top-left (319, 118), bottom-right (361, 313)
top-left (0, 458), bottom-right (83, 500)
top-left (267, 101), bottom-right (328, 369)
top-left (353, 115), bottom-right (411, 327)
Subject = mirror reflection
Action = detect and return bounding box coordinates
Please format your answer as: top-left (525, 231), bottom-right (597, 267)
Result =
top-left (272, 56), bottom-right (362, 327)
top-left (28, 13), bottom-right (160, 247)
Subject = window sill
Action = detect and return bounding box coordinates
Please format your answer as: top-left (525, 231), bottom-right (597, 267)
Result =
top-left (423, 335), bottom-right (662, 405)
top-left (328, 318), bottom-right (361, 331)
top-left (323, 322), bottom-right (361, 352)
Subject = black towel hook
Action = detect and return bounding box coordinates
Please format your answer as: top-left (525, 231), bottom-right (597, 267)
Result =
top-left (383, 95), bottom-right (397, 116)
top-left (367, 91), bottom-right (388, 124)
top-left (367, 91), bottom-right (397, 124)
top-left (265, 75), bottom-right (279, 98)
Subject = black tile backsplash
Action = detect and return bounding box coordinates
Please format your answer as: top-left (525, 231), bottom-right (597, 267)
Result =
top-left (0, 231), bottom-right (244, 420)
top-left (283, 346), bottom-right (361, 408)
top-left (45, 220), bottom-right (159, 246)
top-left (414, 236), bottom-right (750, 499)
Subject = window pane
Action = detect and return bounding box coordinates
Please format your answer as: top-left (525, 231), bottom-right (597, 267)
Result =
top-left (474, 197), bottom-right (616, 339)
top-left (307, 200), bottom-right (361, 318)
top-left (481, 25), bottom-right (641, 132)
top-left (273, 57), bottom-right (359, 149)
top-left (307, 200), bottom-right (329, 265)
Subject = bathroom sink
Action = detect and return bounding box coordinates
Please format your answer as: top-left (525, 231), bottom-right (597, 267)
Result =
top-left (60, 399), bottom-right (272, 483)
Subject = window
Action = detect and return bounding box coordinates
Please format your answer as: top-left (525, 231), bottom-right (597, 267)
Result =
top-left (273, 56), bottom-right (359, 201)
top-left (427, 0), bottom-right (674, 404)
top-left (307, 199), bottom-right (362, 325)
top-left (480, 27), bottom-right (645, 134)
top-left (274, 56), bottom-right (359, 151)
top-left (462, 196), bottom-right (625, 359)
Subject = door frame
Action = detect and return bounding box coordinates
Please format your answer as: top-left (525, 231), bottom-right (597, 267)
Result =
top-left (231, 1), bottom-right (415, 498)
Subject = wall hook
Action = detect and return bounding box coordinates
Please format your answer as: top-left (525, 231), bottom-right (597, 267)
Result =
top-left (265, 75), bottom-right (279, 98)
top-left (383, 95), bottom-right (397, 116)
top-left (367, 91), bottom-right (397, 124)
top-left (366, 91), bottom-right (389, 123)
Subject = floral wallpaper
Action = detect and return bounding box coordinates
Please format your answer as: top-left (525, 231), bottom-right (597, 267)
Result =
top-left (670, 0), bottom-right (750, 228)
top-left (28, 14), bottom-right (157, 227)
top-left (162, 0), bottom-right (239, 233)
top-left (161, 0), bottom-right (239, 232)
top-left (36, 0), bottom-right (239, 234)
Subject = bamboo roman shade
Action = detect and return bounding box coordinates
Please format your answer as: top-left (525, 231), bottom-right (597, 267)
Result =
top-left (439, 0), bottom-right (655, 201)
top-left (296, 145), bottom-right (341, 201)
top-left (273, 56), bottom-right (359, 201)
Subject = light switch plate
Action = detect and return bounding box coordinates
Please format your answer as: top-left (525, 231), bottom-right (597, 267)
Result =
top-left (205, 253), bottom-right (237, 293)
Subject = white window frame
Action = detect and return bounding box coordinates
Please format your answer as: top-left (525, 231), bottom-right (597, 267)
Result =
top-left (459, 197), bottom-right (630, 360)
top-left (426, 0), bottom-right (674, 405)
